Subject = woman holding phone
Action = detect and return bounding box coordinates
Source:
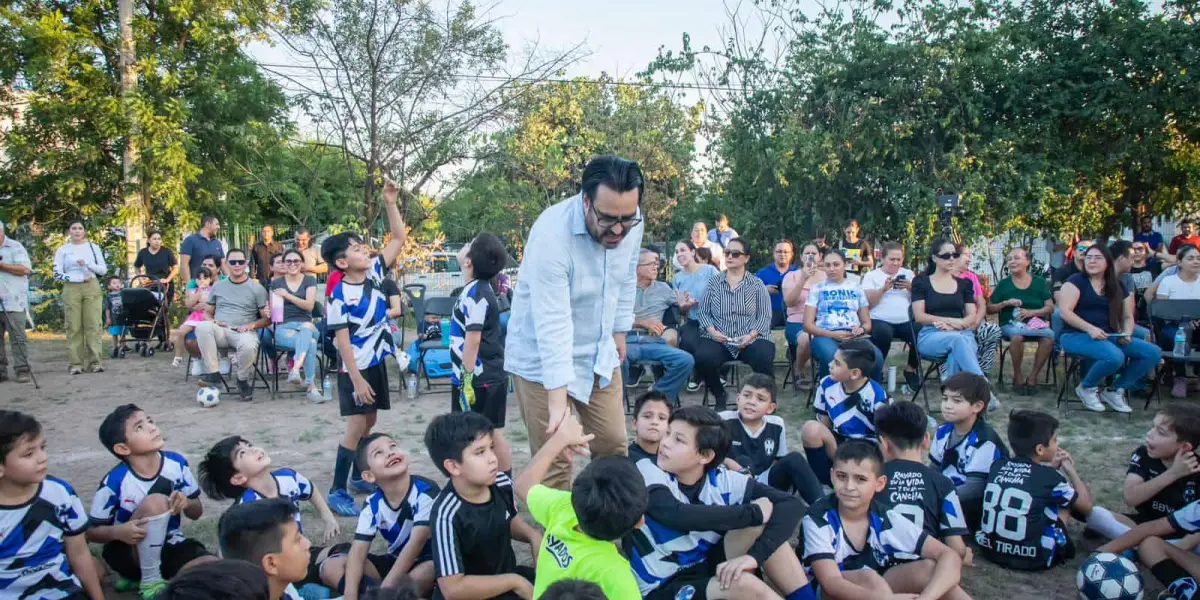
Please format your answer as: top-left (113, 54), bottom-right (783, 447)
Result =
top-left (782, 242), bottom-right (826, 387)
top-left (862, 242), bottom-right (919, 389)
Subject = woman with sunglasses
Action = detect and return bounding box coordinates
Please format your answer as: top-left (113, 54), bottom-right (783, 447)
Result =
top-left (988, 248), bottom-right (1054, 395)
top-left (1153, 244), bottom-right (1200, 398)
top-left (270, 248), bottom-right (323, 402)
top-left (803, 249), bottom-right (883, 381)
top-left (695, 238), bottom-right (775, 409)
top-left (1059, 244), bottom-right (1160, 412)
top-left (782, 242), bottom-right (826, 388)
top-left (911, 238), bottom-right (992, 389)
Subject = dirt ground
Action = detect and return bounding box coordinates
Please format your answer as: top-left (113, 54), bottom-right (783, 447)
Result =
top-left (1, 334), bottom-right (1173, 599)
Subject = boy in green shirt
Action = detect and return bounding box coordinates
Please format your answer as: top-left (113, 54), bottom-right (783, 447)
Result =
top-left (514, 415), bottom-right (647, 599)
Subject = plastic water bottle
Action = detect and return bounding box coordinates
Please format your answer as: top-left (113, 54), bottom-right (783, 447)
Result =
top-left (440, 317), bottom-right (451, 347)
top-left (1175, 327), bottom-right (1188, 356)
top-left (322, 374), bottom-right (333, 401)
top-left (406, 373), bottom-right (418, 399)
top-left (887, 366), bottom-right (897, 394)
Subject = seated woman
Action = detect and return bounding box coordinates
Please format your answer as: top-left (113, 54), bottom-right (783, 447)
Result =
top-left (694, 237), bottom-right (776, 409)
top-left (988, 247), bottom-right (1054, 396)
top-left (1153, 244), bottom-right (1200, 398)
top-left (861, 241), bottom-right (919, 389)
top-left (911, 238), bottom-right (993, 391)
top-left (1059, 244), bottom-right (1161, 412)
top-left (803, 250), bottom-right (883, 381)
top-left (782, 242), bottom-right (826, 388)
top-left (270, 248), bottom-right (324, 402)
top-left (950, 244), bottom-right (1003, 377)
top-left (672, 239), bottom-right (721, 355)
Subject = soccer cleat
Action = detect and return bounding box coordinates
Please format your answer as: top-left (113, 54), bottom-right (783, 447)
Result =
top-left (327, 488), bottom-right (359, 516)
top-left (1099, 388), bottom-right (1133, 414)
top-left (139, 580), bottom-right (167, 600)
top-left (237, 379), bottom-right (254, 401)
top-left (348, 476), bottom-right (377, 495)
top-left (1075, 384), bottom-right (1106, 412)
top-left (112, 575), bottom-right (138, 593)
top-left (685, 380), bottom-right (700, 393)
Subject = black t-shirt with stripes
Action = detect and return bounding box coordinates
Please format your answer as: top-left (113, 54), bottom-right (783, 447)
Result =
top-left (429, 472), bottom-right (517, 598)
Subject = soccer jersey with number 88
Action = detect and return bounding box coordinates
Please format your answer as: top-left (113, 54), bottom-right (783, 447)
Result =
top-left (975, 458), bottom-right (1076, 571)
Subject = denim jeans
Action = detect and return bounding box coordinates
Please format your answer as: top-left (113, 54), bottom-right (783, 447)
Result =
top-left (1059, 332), bottom-right (1162, 390)
top-left (623, 339), bottom-right (695, 402)
top-left (274, 321), bottom-right (320, 384)
top-left (810, 335), bottom-right (884, 381)
top-left (917, 327), bottom-right (984, 378)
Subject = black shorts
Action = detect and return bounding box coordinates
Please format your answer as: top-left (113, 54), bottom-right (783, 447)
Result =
top-left (644, 544), bottom-right (727, 600)
top-left (305, 542), bottom-right (352, 585)
top-left (102, 538), bottom-right (212, 581)
top-left (451, 380), bottom-right (508, 428)
top-left (339, 363), bottom-right (391, 416)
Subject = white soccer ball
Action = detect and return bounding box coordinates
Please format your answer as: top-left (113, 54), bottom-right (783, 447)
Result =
top-left (196, 386), bottom-right (221, 408)
top-left (1077, 552), bottom-right (1144, 600)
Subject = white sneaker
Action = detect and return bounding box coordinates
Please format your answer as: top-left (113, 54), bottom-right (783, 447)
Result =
top-left (287, 367), bottom-right (303, 385)
top-left (171, 357), bottom-right (182, 367)
top-left (1100, 388), bottom-right (1133, 413)
top-left (307, 387), bottom-right (326, 404)
top-left (988, 393), bottom-right (1002, 413)
top-left (1075, 384), bottom-right (1106, 412)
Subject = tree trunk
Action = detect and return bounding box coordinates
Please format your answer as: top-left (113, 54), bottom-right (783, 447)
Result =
top-left (119, 0), bottom-right (143, 275)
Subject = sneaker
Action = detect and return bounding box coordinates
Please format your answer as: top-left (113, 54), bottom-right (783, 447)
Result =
top-left (1173, 378), bottom-right (1189, 399)
top-left (171, 356), bottom-right (182, 367)
top-left (904, 370), bottom-right (922, 391)
top-left (327, 488), bottom-right (359, 516)
top-left (988, 393), bottom-right (1002, 413)
top-left (14, 370), bottom-right (30, 384)
top-left (297, 583), bottom-right (332, 600)
top-left (90, 365), bottom-right (103, 373)
top-left (69, 367), bottom-right (82, 375)
top-left (626, 365), bottom-right (644, 388)
top-left (237, 379), bottom-right (254, 401)
top-left (198, 372), bottom-right (221, 388)
top-left (288, 367), bottom-right (303, 385)
top-left (112, 575), bottom-right (138, 593)
top-left (349, 476), bottom-right (377, 494)
top-left (1075, 384), bottom-right (1106, 412)
top-left (1100, 388), bottom-right (1133, 413)
top-left (307, 387), bottom-right (326, 404)
top-left (686, 380), bottom-right (700, 393)
top-left (719, 377), bottom-right (727, 387)
top-left (139, 579), bottom-right (167, 600)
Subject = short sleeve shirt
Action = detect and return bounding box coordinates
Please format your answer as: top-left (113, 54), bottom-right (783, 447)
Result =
top-left (429, 472), bottom-right (518, 599)
top-left (1168, 501), bottom-right (1200, 535)
top-left (0, 476), bottom-right (90, 599)
top-left (801, 495), bottom-right (925, 574)
top-left (929, 420), bottom-right (1009, 487)
top-left (355, 476), bottom-right (440, 556)
top-left (234, 468), bottom-right (313, 531)
top-left (634, 280), bottom-right (677, 323)
top-left (755, 264), bottom-right (796, 311)
top-left (180, 234), bottom-right (224, 275)
top-left (1157, 274), bottom-right (1200, 300)
top-left (450, 278), bottom-right (505, 385)
top-left (975, 458), bottom-right (1076, 571)
top-left (527, 485), bottom-right (641, 599)
top-left (326, 256), bottom-right (395, 370)
top-left (805, 279), bottom-right (869, 331)
top-left (861, 267), bottom-right (915, 324)
top-left (881, 459), bottom-right (969, 540)
top-left (271, 276), bottom-right (318, 323)
top-left (207, 277), bottom-right (268, 327)
top-left (814, 377), bottom-right (890, 441)
top-left (911, 275), bottom-right (974, 319)
top-left (720, 411), bottom-right (788, 476)
top-left (89, 451), bottom-right (201, 544)
top-left (990, 276), bottom-right (1051, 324)
top-left (1127, 445), bottom-right (1200, 521)
top-left (134, 247), bottom-right (176, 281)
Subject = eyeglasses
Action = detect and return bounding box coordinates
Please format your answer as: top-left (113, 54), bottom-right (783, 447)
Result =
top-left (637, 261), bottom-right (659, 267)
top-left (284, 259), bottom-right (303, 265)
top-left (227, 259), bottom-right (247, 266)
top-left (726, 250), bottom-right (748, 258)
top-left (1084, 254), bottom-right (1106, 261)
top-left (588, 202), bottom-right (642, 231)
top-left (934, 252), bottom-right (961, 261)
top-left (774, 250), bottom-right (793, 254)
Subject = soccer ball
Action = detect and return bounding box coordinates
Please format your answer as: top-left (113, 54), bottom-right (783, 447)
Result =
top-left (1077, 552), bottom-right (1144, 600)
top-left (196, 386), bottom-right (221, 408)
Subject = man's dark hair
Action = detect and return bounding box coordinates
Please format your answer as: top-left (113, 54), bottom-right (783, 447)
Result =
top-left (226, 248), bottom-right (246, 262)
top-left (873, 402), bottom-right (928, 452)
top-left (541, 580), bottom-right (607, 600)
top-left (198, 435), bottom-right (250, 500)
top-left (200, 215), bottom-right (218, 228)
top-left (355, 432), bottom-right (393, 476)
top-left (633, 391), bottom-right (671, 418)
top-left (321, 232), bottom-right (356, 272)
top-left (1108, 239), bottom-right (1134, 260)
top-left (1007, 409), bottom-right (1060, 459)
top-left (1160, 404), bottom-right (1200, 448)
top-left (716, 214), bottom-right (729, 222)
top-left (98, 404), bottom-right (142, 459)
top-left (160, 559), bottom-right (270, 600)
top-left (581, 155), bottom-right (644, 204)
top-left (149, 229), bottom-right (163, 238)
top-left (727, 237), bottom-right (751, 257)
top-left (776, 239), bottom-right (795, 254)
top-left (838, 339), bottom-right (877, 379)
top-left (467, 232), bottom-right (508, 281)
top-left (218, 498), bottom-right (297, 565)
top-left (941, 372), bottom-right (990, 411)
top-left (668, 406), bottom-right (731, 469)
top-left (0, 411), bottom-right (41, 462)
top-left (571, 457), bottom-right (648, 541)
top-left (833, 439), bottom-right (885, 476)
top-left (296, 226), bottom-right (310, 236)
top-left (741, 373), bottom-right (776, 404)
top-left (424, 412), bottom-right (493, 477)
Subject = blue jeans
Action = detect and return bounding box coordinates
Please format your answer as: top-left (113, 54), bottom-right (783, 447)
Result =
top-left (624, 338), bottom-right (695, 402)
top-left (917, 327), bottom-right (984, 377)
top-left (274, 321), bottom-right (319, 384)
top-left (810, 335), bottom-right (884, 382)
top-left (1059, 332), bottom-right (1162, 390)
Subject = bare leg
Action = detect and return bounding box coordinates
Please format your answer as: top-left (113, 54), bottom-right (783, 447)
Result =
top-left (801, 421), bottom-right (837, 458)
top-left (884, 559), bottom-right (971, 600)
top-left (493, 428), bottom-right (513, 474)
top-left (1030, 337), bottom-right (1054, 384)
top-left (1009, 336), bottom-right (1026, 384)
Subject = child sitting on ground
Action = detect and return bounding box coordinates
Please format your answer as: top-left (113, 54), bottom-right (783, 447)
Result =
top-left (721, 373), bottom-right (823, 503)
top-left (0, 410), bottom-right (104, 599)
top-left (160, 559), bottom-right (273, 600)
top-left (171, 267), bottom-right (214, 367)
top-left (873, 401), bottom-right (973, 564)
top-left (104, 275), bottom-right (129, 355)
top-left (425, 412), bottom-right (542, 600)
top-left (342, 433), bottom-right (441, 600)
top-left (514, 414), bottom-right (645, 597)
top-left (977, 409), bottom-right (1130, 570)
top-left (87, 403), bottom-right (214, 599)
top-left (197, 435), bottom-right (346, 594)
top-left (928, 372), bottom-right (1008, 529)
top-left (629, 391), bottom-right (672, 464)
top-left (1100, 496), bottom-right (1200, 599)
top-left (218, 498), bottom-right (311, 600)
top-left (630, 405), bottom-right (815, 600)
top-left (801, 339), bottom-right (889, 486)
top-left (1125, 403), bottom-right (1200, 524)
top-left (801, 440), bottom-right (968, 600)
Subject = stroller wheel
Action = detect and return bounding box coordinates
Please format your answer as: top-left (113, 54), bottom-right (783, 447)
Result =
top-left (146, 348), bottom-right (155, 357)
top-left (119, 348), bottom-right (128, 358)
top-left (163, 343), bottom-right (174, 352)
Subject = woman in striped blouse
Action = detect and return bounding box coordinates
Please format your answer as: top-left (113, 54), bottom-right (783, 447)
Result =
top-left (694, 237), bottom-right (776, 409)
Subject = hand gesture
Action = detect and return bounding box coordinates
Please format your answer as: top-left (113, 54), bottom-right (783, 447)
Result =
top-left (894, 278), bottom-right (911, 290)
top-left (235, 324), bottom-right (254, 333)
top-left (715, 555), bottom-right (758, 590)
top-left (321, 516), bottom-right (341, 544)
top-left (647, 321), bottom-right (665, 337)
top-left (168, 491), bottom-right (190, 515)
top-left (545, 391), bottom-right (569, 436)
top-left (76, 258), bottom-right (86, 266)
top-left (352, 374), bottom-right (376, 406)
top-left (934, 321), bottom-right (954, 331)
top-left (1050, 448), bottom-right (1068, 469)
top-left (551, 414), bottom-right (595, 456)
top-left (766, 284), bottom-right (780, 295)
top-left (1059, 449), bottom-right (1076, 473)
top-left (711, 331), bottom-right (729, 344)
top-left (850, 326), bottom-right (865, 338)
top-left (1007, 298), bottom-right (1023, 307)
top-left (1169, 447), bottom-right (1200, 479)
top-left (272, 288), bottom-right (287, 299)
top-left (382, 176), bottom-right (400, 205)
top-left (119, 518), bottom-right (148, 544)
top-left (614, 333), bottom-right (627, 363)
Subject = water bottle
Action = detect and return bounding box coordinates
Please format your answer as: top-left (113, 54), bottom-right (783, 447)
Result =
top-left (887, 366), bottom-right (897, 394)
top-left (1175, 327), bottom-right (1188, 356)
top-left (321, 374), bottom-right (333, 401)
top-left (406, 373), bottom-right (418, 399)
top-left (440, 317), bottom-right (451, 347)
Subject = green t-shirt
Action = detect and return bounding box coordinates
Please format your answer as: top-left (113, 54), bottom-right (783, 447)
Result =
top-left (990, 275), bottom-right (1051, 324)
top-left (527, 484), bottom-right (640, 599)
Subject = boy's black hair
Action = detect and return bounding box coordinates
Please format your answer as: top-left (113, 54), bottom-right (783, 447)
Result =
top-left (218, 498), bottom-right (297, 566)
top-left (361, 583), bottom-right (420, 600)
top-left (320, 232), bottom-right (365, 272)
top-left (581, 155), bottom-right (644, 204)
top-left (833, 439), bottom-right (885, 476)
top-left (838, 339), bottom-right (877, 379)
top-left (741, 373), bottom-right (776, 403)
top-left (424, 412), bottom-right (493, 477)
top-left (571, 456), bottom-right (648, 541)
top-left (873, 402), bottom-right (928, 452)
top-left (355, 432), bottom-right (393, 475)
top-left (1007, 409), bottom-right (1060, 459)
top-left (98, 403), bottom-right (143, 459)
top-left (0, 410), bottom-right (41, 462)
top-left (161, 559), bottom-right (270, 600)
top-left (941, 372), bottom-right (990, 411)
top-left (667, 405), bottom-right (731, 469)
top-left (541, 580), bottom-right (607, 600)
top-left (105, 275), bottom-right (122, 285)
top-left (1108, 239), bottom-right (1134, 260)
top-left (1160, 403), bottom-right (1200, 448)
top-left (467, 232), bottom-right (508, 281)
top-left (633, 391), bottom-right (672, 418)
top-left (197, 435), bottom-right (250, 500)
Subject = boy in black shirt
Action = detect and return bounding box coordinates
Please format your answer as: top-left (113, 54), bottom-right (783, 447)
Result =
top-left (1126, 403), bottom-right (1200, 523)
top-left (721, 373), bottom-right (822, 503)
top-left (1101, 500), bottom-right (1200, 599)
top-left (928, 373), bottom-right (1008, 529)
top-left (629, 391), bottom-right (671, 464)
top-left (425, 412), bottom-right (540, 600)
top-left (873, 401), bottom-right (972, 564)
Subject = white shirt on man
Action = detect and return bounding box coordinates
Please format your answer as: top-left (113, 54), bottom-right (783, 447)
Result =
top-left (0, 236), bottom-right (31, 313)
top-left (861, 267), bottom-right (916, 324)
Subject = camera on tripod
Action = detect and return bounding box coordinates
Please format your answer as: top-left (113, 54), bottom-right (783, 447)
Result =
top-left (937, 192), bottom-right (964, 235)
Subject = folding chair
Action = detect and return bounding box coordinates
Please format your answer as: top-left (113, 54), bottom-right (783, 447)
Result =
top-left (905, 312), bottom-right (944, 408)
top-left (267, 303), bottom-right (327, 399)
top-left (413, 296), bottom-right (457, 391)
top-left (1146, 299), bottom-right (1200, 408)
top-left (702, 361), bottom-right (748, 409)
top-left (997, 335), bottom-right (1059, 390)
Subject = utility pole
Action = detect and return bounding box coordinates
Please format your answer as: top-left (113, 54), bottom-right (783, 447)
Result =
top-left (119, 0), bottom-right (143, 275)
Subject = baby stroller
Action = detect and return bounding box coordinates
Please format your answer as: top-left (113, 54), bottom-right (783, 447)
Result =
top-left (112, 275), bottom-right (172, 358)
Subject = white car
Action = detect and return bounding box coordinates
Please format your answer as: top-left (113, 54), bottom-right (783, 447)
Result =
top-left (402, 250), bottom-right (517, 297)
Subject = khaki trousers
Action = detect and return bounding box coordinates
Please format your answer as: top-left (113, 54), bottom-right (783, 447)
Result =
top-left (62, 280), bottom-right (103, 369)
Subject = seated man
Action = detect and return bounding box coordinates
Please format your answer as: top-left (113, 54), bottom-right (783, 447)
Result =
top-left (193, 248), bottom-right (270, 401)
top-left (625, 248), bottom-right (694, 405)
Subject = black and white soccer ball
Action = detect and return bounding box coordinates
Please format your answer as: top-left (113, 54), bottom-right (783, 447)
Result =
top-left (196, 386), bottom-right (221, 408)
top-left (1077, 552), bottom-right (1144, 600)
